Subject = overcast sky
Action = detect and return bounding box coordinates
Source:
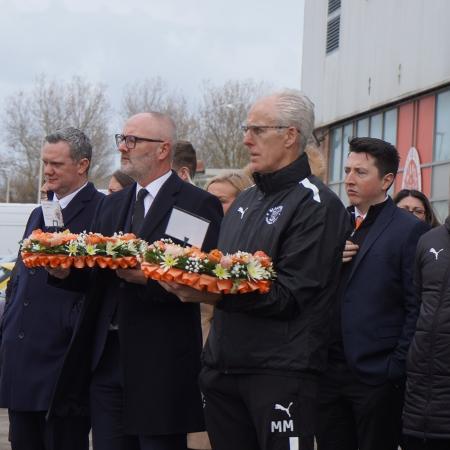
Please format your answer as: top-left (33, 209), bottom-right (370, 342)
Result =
top-left (0, 0), bottom-right (305, 114)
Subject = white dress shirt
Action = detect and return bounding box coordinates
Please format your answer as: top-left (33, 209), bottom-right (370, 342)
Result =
top-left (136, 171), bottom-right (172, 216)
top-left (53, 182), bottom-right (88, 209)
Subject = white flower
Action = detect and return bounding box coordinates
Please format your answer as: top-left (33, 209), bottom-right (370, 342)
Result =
top-left (106, 241), bottom-right (118, 257)
top-left (246, 260), bottom-right (266, 280)
top-left (85, 244), bottom-right (97, 256)
top-left (127, 241), bottom-right (137, 253)
top-left (160, 254), bottom-right (179, 272)
top-left (213, 265), bottom-right (231, 280)
top-left (67, 241), bottom-right (78, 256)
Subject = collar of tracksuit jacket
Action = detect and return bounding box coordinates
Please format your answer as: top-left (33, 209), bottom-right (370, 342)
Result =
top-left (253, 153), bottom-right (311, 195)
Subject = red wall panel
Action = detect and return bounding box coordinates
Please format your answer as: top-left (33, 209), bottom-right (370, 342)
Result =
top-left (395, 102), bottom-right (414, 192)
top-left (394, 96), bottom-right (435, 197)
top-left (416, 95), bottom-right (435, 164)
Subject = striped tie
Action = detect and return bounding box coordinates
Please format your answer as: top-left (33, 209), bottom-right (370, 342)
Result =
top-left (355, 215), bottom-right (364, 230)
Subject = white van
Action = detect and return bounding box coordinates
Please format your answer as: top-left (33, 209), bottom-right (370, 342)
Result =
top-left (0, 203), bottom-right (38, 256)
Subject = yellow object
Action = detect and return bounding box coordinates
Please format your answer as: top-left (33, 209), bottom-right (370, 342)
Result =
top-left (0, 262), bottom-right (15, 292)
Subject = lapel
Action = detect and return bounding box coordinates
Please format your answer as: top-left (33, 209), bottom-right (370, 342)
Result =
top-left (28, 207), bottom-right (45, 233)
top-left (346, 198), bottom-right (397, 285)
top-left (138, 172), bottom-right (182, 240)
top-left (60, 182), bottom-right (95, 227)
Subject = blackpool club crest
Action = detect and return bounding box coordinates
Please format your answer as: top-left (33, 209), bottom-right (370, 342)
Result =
top-left (266, 206), bottom-right (283, 225)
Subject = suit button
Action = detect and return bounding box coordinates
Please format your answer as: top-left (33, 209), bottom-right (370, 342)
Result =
top-left (18, 332), bottom-right (25, 339)
top-left (29, 269), bottom-right (36, 275)
top-left (23, 301), bottom-right (30, 307)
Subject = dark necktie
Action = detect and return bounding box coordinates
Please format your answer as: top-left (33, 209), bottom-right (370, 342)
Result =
top-left (131, 188), bottom-right (148, 234)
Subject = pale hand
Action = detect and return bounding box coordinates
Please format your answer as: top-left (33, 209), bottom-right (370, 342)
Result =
top-left (159, 281), bottom-right (222, 305)
top-left (116, 267), bottom-right (147, 285)
top-left (342, 240), bottom-right (359, 263)
top-left (46, 267), bottom-right (71, 279)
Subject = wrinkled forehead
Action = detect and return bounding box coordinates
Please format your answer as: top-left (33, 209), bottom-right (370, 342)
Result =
top-left (247, 97), bottom-right (279, 124)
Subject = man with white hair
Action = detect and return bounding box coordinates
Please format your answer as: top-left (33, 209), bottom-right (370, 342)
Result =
top-left (161, 91), bottom-right (350, 450)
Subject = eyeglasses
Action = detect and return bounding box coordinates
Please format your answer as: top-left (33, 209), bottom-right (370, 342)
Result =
top-left (115, 134), bottom-right (164, 150)
top-left (399, 206), bottom-right (426, 217)
top-left (240, 125), bottom-right (300, 136)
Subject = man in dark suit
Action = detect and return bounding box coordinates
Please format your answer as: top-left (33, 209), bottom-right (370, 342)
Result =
top-left (316, 137), bottom-right (429, 450)
top-left (0, 127), bottom-right (104, 450)
top-left (50, 112), bottom-right (223, 450)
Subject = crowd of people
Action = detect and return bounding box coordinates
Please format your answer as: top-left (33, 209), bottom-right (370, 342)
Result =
top-left (0, 89), bottom-right (448, 450)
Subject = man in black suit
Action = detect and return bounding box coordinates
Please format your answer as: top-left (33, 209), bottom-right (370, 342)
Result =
top-left (0, 127), bottom-right (104, 450)
top-left (316, 138), bottom-right (429, 450)
top-left (50, 112), bottom-right (223, 450)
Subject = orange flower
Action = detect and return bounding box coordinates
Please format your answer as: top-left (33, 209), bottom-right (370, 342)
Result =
top-left (186, 246), bottom-right (206, 259)
top-left (207, 249), bottom-right (223, 264)
top-left (254, 251), bottom-right (272, 268)
top-left (120, 233), bottom-right (137, 241)
top-left (85, 234), bottom-right (106, 245)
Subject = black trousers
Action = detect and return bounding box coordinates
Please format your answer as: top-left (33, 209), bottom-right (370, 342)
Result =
top-left (316, 360), bottom-right (404, 450)
top-left (8, 410), bottom-right (90, 450)
top-left (90, 330), bottom-right (187, 450)
top-left (199, 366), bottom-right (318, 450)
top-left (403, 436), bottom-right (450, 450)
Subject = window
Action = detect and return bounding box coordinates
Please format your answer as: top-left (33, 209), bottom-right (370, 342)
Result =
top-left (383, 109), bottom-right (397, 145)
top-left (329, 128), bottom-right (343, 182)
top-left (326, 0), bottom-right (341, 54)
top-left (328, 123), bottom-right (352, 204)
top-left (356, 118), bottom-right (369, 137)
top-left (434, 90), bottom-right (450, 162)
top-left (431, 89), bottom-right (450, 218)
top-left (370, 114), bottom-right (383, 139)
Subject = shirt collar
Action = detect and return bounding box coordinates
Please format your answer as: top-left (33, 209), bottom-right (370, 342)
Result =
top-left (53, 182), bottom-right (88, 209)
top-left (354, 195), bottom-right (389, 220)
top-left (136, 170), bottom-right (172, 200)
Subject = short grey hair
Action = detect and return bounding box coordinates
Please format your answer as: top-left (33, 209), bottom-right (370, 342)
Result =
top-left (273, 89), bottom-right (315, 153)
top-left (45, 127), bottom-right (92, 162)
top-left (147, 111), bottom-right (177, 143)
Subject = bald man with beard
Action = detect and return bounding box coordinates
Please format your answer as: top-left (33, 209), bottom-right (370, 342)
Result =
top-left (49, 113), bottom-right (223, 450)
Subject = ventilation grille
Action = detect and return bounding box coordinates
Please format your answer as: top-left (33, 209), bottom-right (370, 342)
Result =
top-left (326, 16), bottom-right (340, 53)
top-left (328, 0), bottom-right (341, 14)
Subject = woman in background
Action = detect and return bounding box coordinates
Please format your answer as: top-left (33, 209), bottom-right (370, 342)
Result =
top-left (108, 170), bottom-right (134, 194)
top-left (394, 189), bottom-right (440, 228)
top-left (205, 171), bottom-right (253, 214)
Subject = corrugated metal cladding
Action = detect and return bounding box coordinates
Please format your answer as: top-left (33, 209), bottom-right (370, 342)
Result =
top-left (326, 16), bottom-right (340, 53)
top-left (328, 0), bottom-right (341, 14)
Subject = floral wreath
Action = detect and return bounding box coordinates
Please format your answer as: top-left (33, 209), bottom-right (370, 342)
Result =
top-left (20, 231), bottom-right (276, 294)
top-left (141, 239), bottom-right (275, 294)
top-left (20, 229), bottom-right (146, 269)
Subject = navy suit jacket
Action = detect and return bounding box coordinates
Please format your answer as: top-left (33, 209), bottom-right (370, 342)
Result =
top-left (341, 198), bottom-right (429, 385)
top-left (49, 172), bottom-right (223, 434)
top-left (0, 182), bottom-right (104, 411)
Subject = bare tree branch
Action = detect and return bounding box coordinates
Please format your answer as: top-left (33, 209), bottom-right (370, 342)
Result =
top-left (0, 75), bottom-right (112, 202)
top-left (196, 80), bottom-right (269, 169)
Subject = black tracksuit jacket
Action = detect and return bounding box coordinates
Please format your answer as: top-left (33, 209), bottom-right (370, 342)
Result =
top-left (403, 216), bottom-right (450, 439)
top-left (203, 154), bottom-right (351, 375)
